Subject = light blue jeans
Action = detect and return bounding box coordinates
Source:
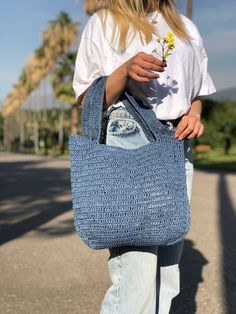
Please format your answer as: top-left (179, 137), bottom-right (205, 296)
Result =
top-left (100, 106), bottom-right (194, 314)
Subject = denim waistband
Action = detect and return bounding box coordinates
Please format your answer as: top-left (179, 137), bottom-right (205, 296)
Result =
top-left (108, 106), bottom-right (181, 128)
top-left (108, 106), bottom-right (134, 119)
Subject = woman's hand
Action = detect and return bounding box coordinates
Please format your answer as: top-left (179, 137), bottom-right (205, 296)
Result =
top-left (174, 112), bottom-right (204, 141)
top-left (123, 52), bottom-right (165, 82)
top-left (104, 52), bottom-right (165, 108)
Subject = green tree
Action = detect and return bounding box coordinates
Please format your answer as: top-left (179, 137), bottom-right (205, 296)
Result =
top-left (199, 100), bottom-right (236, 155)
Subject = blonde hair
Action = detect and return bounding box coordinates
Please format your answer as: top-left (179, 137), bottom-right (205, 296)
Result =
top-left (84, 0), bottom-right (99, 15)
top-left (84, 0), bottom-right (191, 50)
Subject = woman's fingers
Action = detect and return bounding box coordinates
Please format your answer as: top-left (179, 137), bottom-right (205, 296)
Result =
top-left (127, 52), bottom-right (165, 81)
top-left (140, 52), bottom-right (165, 67)
top-left (174, 117), bottom-right (189, 139)
top-left (197, 123), bottom-right (205, 137)
top-left (175, 115), bottom-right (204, 140)
top-left (137, 53), bottom-right (165, 72)
top-left (138, 59), bottom-right (165, 72)
top-left (186, 122), bottom-right (202, 139)
top-left (129, 72), bottom-right (150, 82)
top-left (130, 64), bottom-right (160, 80)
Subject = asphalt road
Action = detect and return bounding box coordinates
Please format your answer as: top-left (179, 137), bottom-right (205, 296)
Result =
top-left (0, 152), bottom-right (235, 314)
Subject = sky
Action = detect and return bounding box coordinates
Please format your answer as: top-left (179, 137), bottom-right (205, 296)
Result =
top-left (0, 0), bottom-right (236, 103)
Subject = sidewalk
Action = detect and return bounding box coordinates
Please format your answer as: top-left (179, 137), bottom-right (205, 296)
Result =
top-left (0, 153), bottom-right (235, 314)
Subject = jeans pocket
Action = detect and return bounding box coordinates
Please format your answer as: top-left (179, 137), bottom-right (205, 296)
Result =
top-left (107, 118), bottom-right (138, 137)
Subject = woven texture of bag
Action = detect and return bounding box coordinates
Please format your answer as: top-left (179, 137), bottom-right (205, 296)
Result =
top-left (68, 76), bottom-right (190, 250)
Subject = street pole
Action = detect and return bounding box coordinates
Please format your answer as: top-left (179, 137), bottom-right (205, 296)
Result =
top-left (186, 0), bottom-right (193, 19)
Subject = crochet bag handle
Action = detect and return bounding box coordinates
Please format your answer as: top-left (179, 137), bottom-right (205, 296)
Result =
top-left (82, 76), bottom-right (168, 143)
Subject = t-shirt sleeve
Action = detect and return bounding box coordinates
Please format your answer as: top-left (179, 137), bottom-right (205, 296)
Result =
top-left (181, 15), bottom-right (216, 99)
top-left (196, 33), bottom-right (216, 97)
top-left (190, 23), bottom-right (216, 97)
top-left (72, 36), bottom-right (105, 102)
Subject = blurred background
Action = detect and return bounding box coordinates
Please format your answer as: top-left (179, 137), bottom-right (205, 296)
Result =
top-left (0, 0), bottom-right (235, 167)
top-left (0, 1), bottom-right (235, 314)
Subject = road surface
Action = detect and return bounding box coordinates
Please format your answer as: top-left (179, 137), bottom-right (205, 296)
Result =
top-left (0, 152), bottom-right (235, 314)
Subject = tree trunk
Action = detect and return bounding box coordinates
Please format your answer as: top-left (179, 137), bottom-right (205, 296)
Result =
top-left (42, 77), bottom-right (48, 123)
top-left (19, 122), bottom-right (25, 152)
top-left (58, 102), bottom-right (65, 154)
top-left (224, 137), bottom-right (231, 155)
top-left (71, 102), bottom-right (79, 134)
top-left (186, 0), bottom-right (193, 19)
top-left (3, 116), bottom-right (11, 151)
top-left (34, 113), bottom-right (39, 154)
top-left (43, 128), bottom-right (49, 156)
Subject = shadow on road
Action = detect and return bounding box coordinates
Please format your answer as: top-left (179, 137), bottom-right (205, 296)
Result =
top-left (170, 239), bottom-right (208, 314)
top-left (171, 171), bottom-right (236, 313)
top-left (0, 159), bottom-right (74, 245)
top-left (218, 174), bottom-right (236, 314)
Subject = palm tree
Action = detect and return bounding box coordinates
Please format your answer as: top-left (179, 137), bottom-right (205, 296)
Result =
top-left (42, 11), bottom-right (78, 57)
top-left (43, 11), bottom-right (79, 150)
top-left (1, 11), bottom-right (79, 153)
top-left (51, 51), bottom-right (78, 153)
top-left (2, 11), bottom-right (78, 119)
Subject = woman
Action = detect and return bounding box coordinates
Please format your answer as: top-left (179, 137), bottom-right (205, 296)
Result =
top-left (73, 1), bottom-right (216, 313)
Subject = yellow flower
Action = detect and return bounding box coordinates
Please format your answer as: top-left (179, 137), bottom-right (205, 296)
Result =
top-left (167, 44), bottom-right (175, 51)
top-left (164, 52), bottom-right (169, 59)
top-left (152, 32), bottom-right (176, 63)
top-left (167, 32), bottom-right (174, 39)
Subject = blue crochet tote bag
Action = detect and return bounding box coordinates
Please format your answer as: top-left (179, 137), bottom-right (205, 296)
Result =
top-left (68, 76), bottom-right (190, 250)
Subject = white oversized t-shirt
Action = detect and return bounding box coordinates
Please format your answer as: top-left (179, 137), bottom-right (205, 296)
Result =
top-left (73, 11), bottom-right (216, 120)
